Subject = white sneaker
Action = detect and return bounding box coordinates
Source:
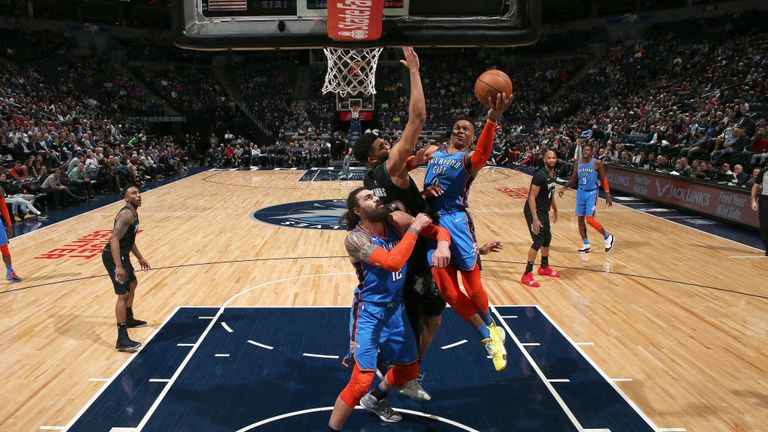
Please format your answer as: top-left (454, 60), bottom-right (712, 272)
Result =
top-left (577, 244), bottom-right (592, 254)
top-left (360, 393), bottom-right (402, 422)
top-left (399, 374), bottom-right (431, 401)
top-left (604, 234), bottom-right (615, 252)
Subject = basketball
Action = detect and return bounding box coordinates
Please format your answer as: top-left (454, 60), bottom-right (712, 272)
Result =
top-left (474, 69), bottom-right (513, 106)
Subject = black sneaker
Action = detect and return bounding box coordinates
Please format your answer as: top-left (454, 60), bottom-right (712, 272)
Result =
top-left (116, 337), bottom-right (142, 352)
top-left (126, 318), bottom-right (147, 328)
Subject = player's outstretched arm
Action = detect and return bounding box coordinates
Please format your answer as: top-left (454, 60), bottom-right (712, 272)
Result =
top-left (387, 47), bottom-right (425, 176)
top-left (469, 93), bottom-right (513, 175)
top-left (559, 163), bottom-right (578, 197)
top-left (596, 160), bottom-right (612, 207)
top-left (389, 210), bottom-right (451, 267)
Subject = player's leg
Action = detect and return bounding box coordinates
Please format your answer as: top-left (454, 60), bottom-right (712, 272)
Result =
top-left (328, 364), bottom-right (375, 431)
top-left (522, 207), bottom-right (541, 287)
top-left (537, 216), bottom-right (560, 278)
top-left (123, 261), bottom-right (147, 327)
top-left (0, 226), bottom-right (19, 281)
top-left (584, 190), bottom-right (614, 252)
top-left (575, 189), bottom-right (591, 253)
top-left (105, 253), bottom-right (141, 352)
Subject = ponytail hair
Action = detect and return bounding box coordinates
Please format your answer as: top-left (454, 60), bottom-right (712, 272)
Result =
top-left (339, 187), bottom-right (365, 230)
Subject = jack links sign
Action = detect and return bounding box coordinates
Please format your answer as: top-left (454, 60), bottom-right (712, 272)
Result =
top-left (604, 166), bottom-right (759, 229)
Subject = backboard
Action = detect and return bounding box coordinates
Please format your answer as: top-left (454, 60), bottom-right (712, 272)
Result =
top-left (174, 0), bottom-right (541, 50)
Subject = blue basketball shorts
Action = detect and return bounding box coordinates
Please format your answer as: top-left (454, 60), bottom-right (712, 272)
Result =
top-left (575, 189), bottom-right (599, 217)
top-left (0, 225), bottom-right (7, 246)
top-left (344, 299), bottom-right (417, 371)
top-left (427, 210), bottom-right (478, 271)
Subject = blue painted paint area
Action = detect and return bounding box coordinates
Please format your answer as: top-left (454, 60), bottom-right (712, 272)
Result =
top-left (497, 306), bottom-right (655, 432)
top-left (70, 306), bottom-right (655, 431)
top-left (67, 307), bottom-right (216, 431)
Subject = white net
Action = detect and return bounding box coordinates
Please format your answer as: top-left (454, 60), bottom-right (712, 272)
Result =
top-left (322, 47), bottom-right (383, 97)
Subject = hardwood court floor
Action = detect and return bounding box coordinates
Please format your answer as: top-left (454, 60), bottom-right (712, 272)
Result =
top-left (0, 168), bottom-right (766, 431)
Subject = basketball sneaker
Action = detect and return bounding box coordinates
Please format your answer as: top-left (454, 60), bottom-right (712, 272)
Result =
top-left (604, 234), bottom-right (615, 252)
top-left (6, 272), bottom-right (21, 282)
top-left (399, 374), bottom-right (431, 401)
top-left (126, 309), bottom-right (147, 328)
top-left (116, 336), bottom-right (142, 353)
top-left (482, 337), bottom-right (507, 372)
top-left (577, 244), bottom-right (592, 254)
top-left (521, 272), bottom-right (540, 287)
top-left (538, 266), bottom-right (561, 278)
top-left (360, 393), bottom-right (402, 423)
top-left (489, 322), bottom-right (506, 343)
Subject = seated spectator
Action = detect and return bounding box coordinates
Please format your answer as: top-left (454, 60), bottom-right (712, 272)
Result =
top-left (730, 164), bottom-right (749, 186)
top-left (751, 127), bottom-right (768, 166)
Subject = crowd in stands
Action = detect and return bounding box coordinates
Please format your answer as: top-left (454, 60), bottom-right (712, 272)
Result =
top-left (1, 32), bottom-right (192, 220)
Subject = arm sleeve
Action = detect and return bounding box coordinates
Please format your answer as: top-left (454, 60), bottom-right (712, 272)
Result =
top-left (418, 223), bottom-right (451, 244)
top-left (0, 197), bottom-right (11, 228)
top-left (469, 120), bottom-right (497, 170)
top-left (345, 230), bottom-right (419, 272)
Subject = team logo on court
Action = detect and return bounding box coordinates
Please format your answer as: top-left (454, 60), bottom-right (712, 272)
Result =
top-left (252, 200), bottom-right (347, 230)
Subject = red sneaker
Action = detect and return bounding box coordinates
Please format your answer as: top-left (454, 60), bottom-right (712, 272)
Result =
top-left (537, 266), bottom-right (561, 278)
top-left (521, 272), bottom-right (540, 287)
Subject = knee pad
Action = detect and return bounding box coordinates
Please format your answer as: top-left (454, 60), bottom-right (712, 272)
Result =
top-left (387, 362), bottom-right (420, 387)
top-left (339, 366), bottom-right (374, 409)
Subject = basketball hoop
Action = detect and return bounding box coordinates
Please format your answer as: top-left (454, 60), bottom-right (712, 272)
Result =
top-left (322, 47), bottom-right (383, 97)
top-left (350, 104), bottom-right (362, 120)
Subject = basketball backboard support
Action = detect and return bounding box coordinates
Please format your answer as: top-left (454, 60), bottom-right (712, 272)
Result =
top-left (174, 0), bottom-right (541, 51)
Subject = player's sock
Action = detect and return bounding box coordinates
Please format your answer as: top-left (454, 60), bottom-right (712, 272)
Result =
top-left (480, 310), bottom-right (493, 326)
top-left (371, 384), bottom-right (389, 401)
top-left (5, 263), bottom-right (13, 274)
top-left (477, 323), bottom-right (491, 339)
top-left (604, 231), bottom-right (611, 239)
top-left (525, 261), bottom-right (534, 274)
top-left (582, 238), bottom-right (590, 245)
top-left (541, 256), bottom-right (549, 268)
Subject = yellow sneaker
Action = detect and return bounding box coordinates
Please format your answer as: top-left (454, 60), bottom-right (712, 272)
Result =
top-left (482, 337), bottom-right (507, 371)
top-left (489, 322), bottom-right (506, 344)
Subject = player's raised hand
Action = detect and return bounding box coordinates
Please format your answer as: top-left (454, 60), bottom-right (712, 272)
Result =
top-left (400, 47), bottom-right (419, 71)
top-left (488, 92), bottom-right (513, 122)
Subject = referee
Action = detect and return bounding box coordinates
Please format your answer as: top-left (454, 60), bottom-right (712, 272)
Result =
top-left (522, 150), bottom-right (561, 287)
top-left (751, 165), bottom-right (768, 256)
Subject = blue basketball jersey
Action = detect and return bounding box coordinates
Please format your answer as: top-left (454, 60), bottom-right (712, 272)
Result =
top-left (578, 158), bottom-right (599, 191)
top-left (424, 150), bottom-right (473, 213)
top-left (351, 224), bottom-right (407, 304)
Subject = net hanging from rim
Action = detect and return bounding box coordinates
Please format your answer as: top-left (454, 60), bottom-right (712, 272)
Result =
top-left (322, 47), bottom-right (383, 97)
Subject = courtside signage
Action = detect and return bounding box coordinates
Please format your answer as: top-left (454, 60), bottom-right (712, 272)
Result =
top-left (252, 200), bottom-right (347, 230)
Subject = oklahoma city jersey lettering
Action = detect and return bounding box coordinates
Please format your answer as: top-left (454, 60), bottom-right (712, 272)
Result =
top-left (578, 158), bottom-right (599, 191)
top-left (424, 150), bottom-right (473, 212)
top-left (352, 224), bottom-right (407, 303)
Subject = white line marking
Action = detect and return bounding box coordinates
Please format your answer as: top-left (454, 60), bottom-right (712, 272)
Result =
top-left (176, 343), bottom-right (195, 347)
top-left (302, 353), bottom-right (339, 359)
top-left (490, 305), bottom-right (586, 431)
top-left (62, 307), bottom-right (181, 430)
top-left (547, 379), bottom-right (571, 383)
top-left (39, 427), bottom-right (65, 430)
top-left (235, 406), bottom-right (480, 432)
top-left (198, 316), bottom-right (215, 320)
top-left (728, 255), bottom-right (768, 259)
top-left (611, 378), bottom-right (633, 382)
top-left (659, 428), bottom-right (687, 431)
top-left (221, 322), bottom-right (233, 333)
top-left (440, 339), bottom-right (468, 349)
top-left (134, 273), bottom-right (356, 432)
top-left (532, 305), bottom-right (660, 430)
top-left (109, 428), bottom-right (137, 432)
top-left (247, 340), bottom-right (274, 350)
top-left (575, 342), bottom-right (594, 346)
top-left (522, 342), bottom-right (541, 346)
top-left (500, 315), bottom-right (518, 318)
top-left (148, 379), bottom-right (171, 383)
top-left (215, 354), bottom-right (230, 357)
top-left (88, 378), bottom-right (109, 382)
top-left (663, 216), bottom-right (702, 219)
top-left (613, 196), bottom-right (639, 201)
